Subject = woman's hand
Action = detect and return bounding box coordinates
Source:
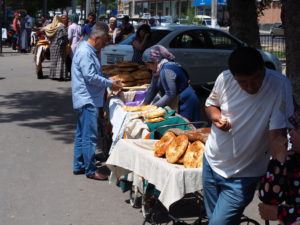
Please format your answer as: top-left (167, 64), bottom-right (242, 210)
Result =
top-left (258, 203), bottom-right (278, 221)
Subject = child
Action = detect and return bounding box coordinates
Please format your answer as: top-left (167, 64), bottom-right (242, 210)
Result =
top-left (258, 108), bottom-right (300, 224)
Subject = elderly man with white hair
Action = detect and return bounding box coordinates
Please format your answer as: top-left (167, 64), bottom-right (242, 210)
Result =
top-left (71, 22), bottom-right (122, 180)
top-left (108, 17), bottom-right (121, 44)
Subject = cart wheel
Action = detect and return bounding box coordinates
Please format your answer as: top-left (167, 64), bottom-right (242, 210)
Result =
top-left (129, 185), bottom-right (141, 208)
top-left (239, 217), bottom-right (260, 225)
top-left (142, 194), bottom-right (156, 218)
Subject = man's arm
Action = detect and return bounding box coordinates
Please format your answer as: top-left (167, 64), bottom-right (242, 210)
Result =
top-left (268, 129), bottom-right (288, 163)
top-left (205, 106), bottom-right (231, 131)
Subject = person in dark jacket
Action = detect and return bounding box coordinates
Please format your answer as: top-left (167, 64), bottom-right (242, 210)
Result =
top-left (142, 45), bottom-right (201, 124)
top-left (132, 24), bottom-right (151, 65)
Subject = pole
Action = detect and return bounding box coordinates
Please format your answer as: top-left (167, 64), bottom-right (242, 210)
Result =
top-left (72, 0), bottom-right (77, 14)
top-left (132, 0), bottom-right (135, 17)
top-left (86, 0), bottom-right (91, 18)
top-left (0, 0), bottom-right (5, 54)
top-left (211, 0), bottom-right (217, 28)
top-left (43, 0), bottom-right (48, 17)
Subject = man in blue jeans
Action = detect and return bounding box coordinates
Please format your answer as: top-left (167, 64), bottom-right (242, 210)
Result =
top-left (71, 22), bottom-right (121, 180)
top-left (203, 47), bottom-right (294, 224)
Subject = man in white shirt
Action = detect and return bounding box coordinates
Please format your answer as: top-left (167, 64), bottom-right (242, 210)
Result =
top-left (203, 47), bottom-right (294, 225)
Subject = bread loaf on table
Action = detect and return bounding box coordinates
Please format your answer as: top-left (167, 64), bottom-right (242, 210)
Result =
top-left (143, 108), bottom-right (166, 119)
top-left (154, 131), bottom-right (176, 157)
top-left (116, 61), bottom-right (139, 68)
top-left (145, 117), bottom-right (165, 123)
top-left (183, 141), bottom-right (205, 168)
top-left (111, 74), bottom-right (135, 82)
top-left (167, 128), bottom-right (211, 143)
top-left (122, 105), bottom-right (157, 112)
top-left (166, 135), bottom-right (189, 163)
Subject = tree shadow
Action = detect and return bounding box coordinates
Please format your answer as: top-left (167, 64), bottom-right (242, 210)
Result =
top-left (0, 87), bottom-right (75, 144)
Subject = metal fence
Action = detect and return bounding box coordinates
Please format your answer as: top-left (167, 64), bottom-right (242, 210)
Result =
top-left (260, 34), bottom-right (286, 60)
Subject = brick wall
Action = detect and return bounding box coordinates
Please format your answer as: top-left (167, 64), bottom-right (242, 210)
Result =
top-left (259, 1), bottom-right (282, 24)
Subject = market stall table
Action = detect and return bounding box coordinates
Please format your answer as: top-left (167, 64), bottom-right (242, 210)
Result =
top-left (106, 138), bottom-right (203, 210)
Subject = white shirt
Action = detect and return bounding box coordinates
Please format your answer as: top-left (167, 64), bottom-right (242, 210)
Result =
top-left (205, 69), bottom-right (294, 178)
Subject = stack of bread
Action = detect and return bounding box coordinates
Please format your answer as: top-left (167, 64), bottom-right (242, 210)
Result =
top-left (122, 106), bottom-right (167, 123)
top-left (102, 62), bottom-right (152, 88)
top-left (153, 128), bottom-right (211, 168)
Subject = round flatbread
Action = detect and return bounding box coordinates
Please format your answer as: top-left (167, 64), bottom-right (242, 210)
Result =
top-left (112, 74), bottom-right (134, 82)
top-left (143, 108), bottom-right (166, 119)
top-left (176, 155), bottom-right (184, 164)
top-left (137, 79), bottom-right (151, 86)
top-left (122, 81), bottom-right (137, 87)
top-left (154, 131), bottom-right (176, 157)
top-left (140, 105), bottom-right (157, 111)
top-left (145, 117), bottom-right (165, 123)
top-left (166, 135), bottom-right (189, 163)
top-left (116, 61), bottom-right (139, 68)
top-left (132, 70), bottom-right (152, 80)
top-left (183, 141), bottom-right (205, 168)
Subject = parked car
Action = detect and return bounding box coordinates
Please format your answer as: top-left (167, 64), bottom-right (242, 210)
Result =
top-left (101, 25), bottom-right (281, 86)
top-left (270, 23), bottom-right (284, 36)
top-left (117, 14), bottom-right (128, 19)
top-left (195, 15), bottom-right (220, 28)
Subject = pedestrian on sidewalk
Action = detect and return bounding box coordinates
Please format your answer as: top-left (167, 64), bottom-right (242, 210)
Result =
top-left (71, 22), bottom-right (121, 180)
top-left (203, 47), bottom-right (294, 225)
top-left (43, 15), bottom-right (68, 80)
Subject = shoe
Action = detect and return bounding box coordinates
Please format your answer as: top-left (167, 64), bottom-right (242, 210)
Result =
top-left (86, 172), bottom-right (108, 181)
top-left (73, 169), bottom-right (85, 175)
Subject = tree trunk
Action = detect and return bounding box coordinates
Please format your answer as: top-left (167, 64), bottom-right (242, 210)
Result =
top-left (281, 0), bottom-right (300, 105)
top-left (228, 0), bottom-right (261, 48)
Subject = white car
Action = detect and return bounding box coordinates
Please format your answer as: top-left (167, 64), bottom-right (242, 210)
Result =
top-left (101, 25), bottom-right (281, 86)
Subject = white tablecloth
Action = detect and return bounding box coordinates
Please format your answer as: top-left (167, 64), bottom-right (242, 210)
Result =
top-left (106, 139), bottom-right (203, 209)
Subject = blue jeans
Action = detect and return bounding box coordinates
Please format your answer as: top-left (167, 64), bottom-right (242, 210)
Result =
top-left (202, 156), bottom-right (259, 225)
top-left (73, 104), bottom-right (99, 176)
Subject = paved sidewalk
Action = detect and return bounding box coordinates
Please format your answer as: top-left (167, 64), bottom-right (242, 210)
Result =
top-left (0, 52), bottom-right (276, 225)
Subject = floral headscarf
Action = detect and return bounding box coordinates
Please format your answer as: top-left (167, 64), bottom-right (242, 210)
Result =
top-left (142, 45), bottom-right (175, 63)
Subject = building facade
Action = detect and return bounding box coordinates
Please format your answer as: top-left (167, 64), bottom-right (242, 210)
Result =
top-left (118, 0), bottom-right (194, 18)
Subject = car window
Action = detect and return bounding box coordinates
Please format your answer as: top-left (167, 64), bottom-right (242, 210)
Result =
top-left (118, 30), bottom-right (171, 45)
top-left (150, 30), bottom-right (172, 45)
top-left (119, 34), bottom-right (136, 45)
top-left (169, 30), bottom-right (207, 49)
top-left (205, 30), bottom-right (240, 50)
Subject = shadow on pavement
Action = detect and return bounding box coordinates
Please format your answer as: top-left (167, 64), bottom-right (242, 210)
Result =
top-left (0, 87), bottom-right (75, 144)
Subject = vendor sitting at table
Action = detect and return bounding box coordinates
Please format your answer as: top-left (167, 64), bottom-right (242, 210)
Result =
top-left (141, 45), bottom-right (201, 124)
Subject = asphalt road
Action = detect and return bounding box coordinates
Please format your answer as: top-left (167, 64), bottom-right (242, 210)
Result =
top-left (0, 50), bottom-right (276, 225)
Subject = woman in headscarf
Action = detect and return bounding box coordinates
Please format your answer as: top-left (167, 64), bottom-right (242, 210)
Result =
top-left (12, 13), bottom-right (21, 51)
top-left (43, 15), bottom-right (68, 80)
top-left (132, 24), bottom-right (151, 65)
top-left (142, 45), bottom-right (201, 124)
top-left (68, 13), bottom-right (82, 58)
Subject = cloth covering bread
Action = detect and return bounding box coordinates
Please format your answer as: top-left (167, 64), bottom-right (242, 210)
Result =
top-left (166, 135), bottom-right (189, 163)
top-left (183, 141), bottom-right (205, 168)
top-left (145, 117), bottom-right (166, 123)
top-left (154, 131), bottom-right (176, 157)
top-left (143, 108), bottom-right (166, 119)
